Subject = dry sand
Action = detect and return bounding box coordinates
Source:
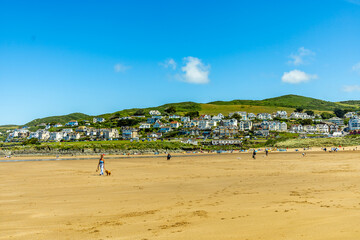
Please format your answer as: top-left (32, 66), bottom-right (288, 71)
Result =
top-left (1, 151), bottom-right (360, 240)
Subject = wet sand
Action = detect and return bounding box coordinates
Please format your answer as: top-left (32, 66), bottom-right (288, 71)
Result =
top-left (1, 151), bottom-right (360, 239)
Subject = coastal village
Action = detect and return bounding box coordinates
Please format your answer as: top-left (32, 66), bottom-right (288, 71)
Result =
top-left (4, 108), bottom-right (360, 146)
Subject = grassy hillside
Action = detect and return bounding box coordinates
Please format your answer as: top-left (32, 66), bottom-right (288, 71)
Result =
top-left (200, 104), bottom-right (295, 115)
top-left (338, 100), bottom-right (360, 107)
top-left (99, 102), bottom-right (201, 119)
top-left (209, 95), bottom-right (358, 111)
top-left (275, 136), bottom-right (360, 148)
top-left (25, 113), bottom-right (90, 127)
top-left (18, 95), bottom-right (360, 127)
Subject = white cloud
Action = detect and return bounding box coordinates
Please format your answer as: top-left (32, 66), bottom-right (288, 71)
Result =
top-left (281, 69), bottom-right (318, 84)
top-left (161, 58), bottom-right (177, 70)
top-left (288, 47), bottom-right (315, 66)
top-left (352, 62), bottom-right (360, 73)
top-left (114, 63), bottom-right (130, 73)
top-left (180, 57), bottom-right (210, 84)
top-left (343, 85), bottom-right (360, 92)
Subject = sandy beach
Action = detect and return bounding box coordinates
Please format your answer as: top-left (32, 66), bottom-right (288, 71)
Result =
top-left (1, 151), bottom-right (360, 240)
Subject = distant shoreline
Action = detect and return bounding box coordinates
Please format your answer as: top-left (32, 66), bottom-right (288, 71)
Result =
top-left (2, 146), bottom-right (359, 163)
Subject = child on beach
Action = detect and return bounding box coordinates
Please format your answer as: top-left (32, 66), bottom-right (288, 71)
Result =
top-left (252, 150), bottom-right (256, 159)
top-left (167, 153), bottom-right (171, 160)
top-left (96, 154), bottom-right (105, 176)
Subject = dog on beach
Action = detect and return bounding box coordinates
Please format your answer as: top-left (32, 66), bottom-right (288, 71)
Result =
top-left (105, 169), bottom-right (111, 176)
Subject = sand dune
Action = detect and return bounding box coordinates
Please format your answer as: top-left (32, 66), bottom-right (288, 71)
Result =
top-left (1, 151), bottom-right (360, 239)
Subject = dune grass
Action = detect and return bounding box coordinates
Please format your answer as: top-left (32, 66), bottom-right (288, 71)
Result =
top-left (275, 136), bottom-right (360, 148)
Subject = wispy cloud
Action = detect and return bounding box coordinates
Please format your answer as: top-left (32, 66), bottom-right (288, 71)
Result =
top-left (352, 62), bottom-right (360, 73)
top-left (343, 85), bottom-right (360, 92)
top-left (114, 63), bottom-right (130, 73)
top-left (281, 69), bottom-right (318, 84)
top-left (181, 57), bottom-right (210, 84)
top-left (288, 47), bottom-right (315, 66)
top-left (160, 58), bottom-right (177, 70)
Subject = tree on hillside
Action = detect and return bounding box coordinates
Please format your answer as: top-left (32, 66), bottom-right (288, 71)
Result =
top-left (305, 110), bottom-right (314, 116)
top-left (109, 113), bottom-right (121, 120)
top-left (231, 113), bottom-right (242, 121)
top-left (321, 112), bottom-right (335, 119)
top-left (165, 106), bottom-right (176, 114)
top-left (300, 119), bottom-right (313, 125)
top-left (134, 109), bottom-right (145, 116)
top-left (117, 118), bottom-right (142, 127)
top-left (295, 107), bottom-right (304, 112)
top-left (334, 108), bottom-right (345, 118)
top-left (185, 111), bottom-right (199, 118)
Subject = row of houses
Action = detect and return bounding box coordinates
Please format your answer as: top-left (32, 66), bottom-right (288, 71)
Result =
top-left (289, 124), bottom-right (339, 134)
top-left (6, 127), bottom-right (120, 142)
top-left (7, 109), bottom-right (360, 142)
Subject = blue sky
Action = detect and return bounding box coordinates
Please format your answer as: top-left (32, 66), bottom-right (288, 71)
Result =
top-left (1, 0), bottom-right (360, 125)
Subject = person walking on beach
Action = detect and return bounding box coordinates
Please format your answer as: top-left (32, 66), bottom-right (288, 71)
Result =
top-left (97, 154), bottom-right (105, 176)
top-left (265, 149), bottom-right (269, 157)
top-left (252, 150), bottom-right (256, 159)
top-left (167, 153), bottom-right (172, 161)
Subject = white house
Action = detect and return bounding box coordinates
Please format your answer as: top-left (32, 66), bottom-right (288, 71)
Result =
top-left (63, 132), bottom-right (81, 141)
top-left (181, 116), bottom-right (191, 122)
top-left (49, 132), bottom-right (64, 141)
top-left (66, 120), bottom-right (79, 127)
top-left (221, 119), bottom-right (238, 127)
top-left (147, 132), bottom-right (162, 138)
top-left (316, 124), bottom-right (329, 133)
top-left (247, 113), bottom-right (256, 120)
top-left (198, 120), bottom-right (211, 130)
top-left (102, 129), bottom-right (119, 139)
top-left (149, 110), bottom-right (161, 116)
top-left (122, 128), bottom-right (138, 139)
top-left (344, 112), bottom-right (357, 119)
top-left (182, 139), bottom-right (198, 145)
top-left (62, 128), bottom-right (74, 133)
top-left (139, 123), bottom-right (151, 129)
top-left (212, 113), bottom-right (224, 121)
top-left (257, 113), bottom-right (272, 120)
top-left (212, 139), bottom-right (242, 145)
top-left (289, 112), bottom-right (312, 120)
top-left (200, 115), bottom-right (212, 120)
top-left (38, 130), bottom-right (50, 140)
top-left (239, 121), bottom-right (253, 131)
top-left (54, 123), bottom-right (63, 128)
top-left (290, 124), bottom-right (303, 133)
top-left (303, 125), bottom-right (316, 133)
top-left (275, 111), bottom-right (288, 119)
top-left (160, 126), bottom-right (172, 133)
top-left (93, 117), bottom-right (105, 123)
top-left (183, 121), bottom-right (198, 128)
top-left (327, 117), bottom-right (344, 126)
top-left (349, 117), bottom-right (360, 130)
top-left (153, 120), bottom-right (163, 128)
top-left (28, 132), bottom-right (39, 139)
top-left (170, 121), bottom-right (181, 128)
top-left (280, 122), bottom-right (287, 131)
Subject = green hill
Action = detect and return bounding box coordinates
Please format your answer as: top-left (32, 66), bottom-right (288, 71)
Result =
top-left (338, 100), bottom-right (360, 107)
top-left (25, 113), bottom-right (90, 127)
top-left (209, 94), bottom-right (358, 111)
top-left (98, 102), bottom-right (201, 119)
top-left (20, 95), bottom-right (360, 126)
